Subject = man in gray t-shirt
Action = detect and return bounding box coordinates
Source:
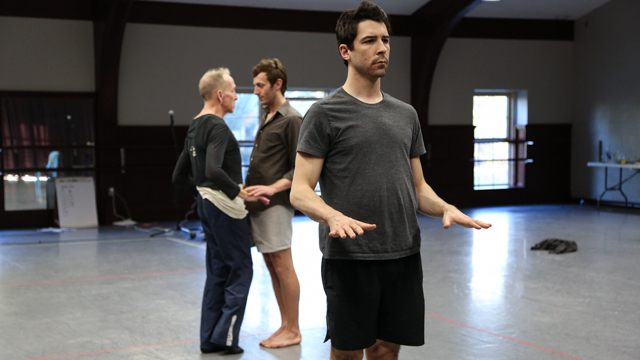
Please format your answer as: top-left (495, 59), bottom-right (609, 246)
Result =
top-left (298, 88), bottom-right (425, 260)
top-left (290, 2), bottom-right (491, 359)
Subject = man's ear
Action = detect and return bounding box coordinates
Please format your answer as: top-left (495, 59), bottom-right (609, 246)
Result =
top-left (273, 78), bottom-right (283, 92)
top-left (339, 44), bottom-right (351, 62)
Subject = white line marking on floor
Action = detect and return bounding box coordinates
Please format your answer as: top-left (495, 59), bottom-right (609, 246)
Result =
top-left (0, 237), bottom-right (160, 249)
top-left (165, 237), bottom-right (206, 249)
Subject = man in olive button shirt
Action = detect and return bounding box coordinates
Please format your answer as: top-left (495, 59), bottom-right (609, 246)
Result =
top-left (245, 58), bottom-right (303, 348)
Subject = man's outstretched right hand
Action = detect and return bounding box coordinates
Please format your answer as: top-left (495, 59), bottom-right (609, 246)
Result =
top-left (326, 211), bottom-right (376, 239)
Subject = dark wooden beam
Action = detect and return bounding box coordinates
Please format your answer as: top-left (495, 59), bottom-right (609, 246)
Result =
top-left (127, 1), bottom-right (412, 36)
top-left (0, 0), bottom-right (411, 35)
top-left (410, 0), bottom-right (482, 200)
top-left (411, 0), bottom-right (483, 129)
top-left (1, 0), bottom-right (572, 41)
top-left (0, 91), bottom-right (94, 99)
top-left (93, 0), bottom-right (133, 224)
top-left (0, 0), bottom-right (92, 20)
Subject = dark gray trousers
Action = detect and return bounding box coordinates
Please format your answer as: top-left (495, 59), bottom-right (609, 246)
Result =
top-left (197, 195), bottom-right (253, 348)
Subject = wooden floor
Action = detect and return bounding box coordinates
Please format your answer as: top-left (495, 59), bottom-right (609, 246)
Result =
top-left (0, 204), bottom-right (639, 359)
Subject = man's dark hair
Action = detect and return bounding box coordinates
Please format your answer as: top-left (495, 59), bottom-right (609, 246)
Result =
top-left (335, 1), bottom-right (391, 66)
top-left (252, 58), bottom-right (288, 94)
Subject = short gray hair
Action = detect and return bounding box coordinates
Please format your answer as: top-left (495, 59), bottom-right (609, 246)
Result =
top-left (199, 67), bottom-right (231, 101)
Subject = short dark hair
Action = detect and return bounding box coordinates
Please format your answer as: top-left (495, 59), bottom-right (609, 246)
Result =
top-left (335, 1), bottom-right (391, 66)
top-left (252, 58), bottom-right (288, 95)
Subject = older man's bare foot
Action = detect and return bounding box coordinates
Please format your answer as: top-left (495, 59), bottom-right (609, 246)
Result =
top-left (260, 330), bottom-right (301, 348)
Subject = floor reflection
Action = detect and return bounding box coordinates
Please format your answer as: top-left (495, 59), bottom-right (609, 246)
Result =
top-left (470, 212), bottom-right (510, 304)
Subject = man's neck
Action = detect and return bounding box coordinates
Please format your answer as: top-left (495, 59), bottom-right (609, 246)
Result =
top-left (342, 68), bottom-right (383, 104)
top-left (196, 102), bottom-right (226, 119)
top-left (266, 93), bottom-right (287, 121)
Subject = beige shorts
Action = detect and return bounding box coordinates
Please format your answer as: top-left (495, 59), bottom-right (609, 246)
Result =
top-left (249, 205), bottom-right (295, 253)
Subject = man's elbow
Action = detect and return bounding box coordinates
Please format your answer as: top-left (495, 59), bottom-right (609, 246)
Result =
top-left (289, 188), bottom-right (298, 208)
top-left (290, 184), bottom-right (303, 209)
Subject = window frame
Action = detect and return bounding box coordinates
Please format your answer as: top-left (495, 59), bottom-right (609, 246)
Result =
top-left (231, 87), bottom-right (332, 181)
top-left (472, 91), bottom-right (531, 190)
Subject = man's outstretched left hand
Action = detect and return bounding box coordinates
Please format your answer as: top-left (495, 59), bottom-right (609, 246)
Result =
top-left (442, 205), bottom-right (491, 230)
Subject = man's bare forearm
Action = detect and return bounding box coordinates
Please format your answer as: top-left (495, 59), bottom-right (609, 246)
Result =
top-left (271, 178), bottom-right (292, 193)
top-left (290, 184), bottom-right (337, 226)
top-left (245, 178), bottom-right (292, 197)
top-left (415, 179), bottom-right (451, 218)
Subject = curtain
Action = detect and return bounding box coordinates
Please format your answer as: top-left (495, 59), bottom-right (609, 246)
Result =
top-left (1, 97), bottom-right (94, 170)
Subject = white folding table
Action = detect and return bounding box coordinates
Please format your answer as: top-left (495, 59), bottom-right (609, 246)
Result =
top-left (587, 162), bottom-right (640, 207)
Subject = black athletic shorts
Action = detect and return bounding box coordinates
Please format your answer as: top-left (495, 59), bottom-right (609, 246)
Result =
top-left (321, 252), bottom-right (425, 351)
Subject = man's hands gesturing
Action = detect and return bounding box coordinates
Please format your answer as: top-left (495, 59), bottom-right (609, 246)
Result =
top-left (244, 184), bottom-right (276, 198)
top-left (238, 188), bottom-right (270, 206)
top-left (326, 211), bottom-right (376, 239)
top-left (442, 205), bottom-right (491, 230)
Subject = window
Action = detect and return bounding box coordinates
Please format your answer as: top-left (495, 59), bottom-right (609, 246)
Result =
top-left (223, 89), bottom-right (331, 180)
top-left (1, 96), bottom-right (95, 211)
top-left (473, 91), bottom-right (529, 190)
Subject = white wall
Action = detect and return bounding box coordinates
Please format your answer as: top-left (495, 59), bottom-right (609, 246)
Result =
top-left (572, 0), bottom-right (640, 204)
top-left (430, 38), bottom-right (574, 126)
top-left (0, 16), bottom-right (95, 92)
top-left (11, 12), bottom-right (634, 204)
top-left (118, 24), bottom-right (411, 126)
top-left (0, 16), bottom-right (573, 130)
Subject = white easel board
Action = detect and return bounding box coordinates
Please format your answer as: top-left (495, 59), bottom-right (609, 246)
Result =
top-left (55, 177), bottom-right (99, 228)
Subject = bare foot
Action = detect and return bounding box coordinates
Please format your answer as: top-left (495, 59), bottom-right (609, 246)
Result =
top-left (260, 329), bottom-right (301, 349)
top-left (259, 327), bottom-right (285, 347)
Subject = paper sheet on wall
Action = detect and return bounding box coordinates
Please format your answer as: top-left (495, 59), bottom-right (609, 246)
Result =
top-left (55, 177), bottom-right (98, 228)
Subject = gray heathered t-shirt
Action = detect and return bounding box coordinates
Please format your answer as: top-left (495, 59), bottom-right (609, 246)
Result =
top-left (297, 88), bottom-right (427, 260)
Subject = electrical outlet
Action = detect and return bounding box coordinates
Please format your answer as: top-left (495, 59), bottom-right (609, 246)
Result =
top-left (108, 187), bottom-right (115, 197)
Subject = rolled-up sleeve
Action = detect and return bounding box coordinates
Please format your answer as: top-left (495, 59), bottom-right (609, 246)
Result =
top-left (282, 116), bottom-right (302, 182)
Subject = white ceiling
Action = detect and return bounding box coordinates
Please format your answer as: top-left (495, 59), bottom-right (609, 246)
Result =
top-left (138, 0), bottom-right (613, 19)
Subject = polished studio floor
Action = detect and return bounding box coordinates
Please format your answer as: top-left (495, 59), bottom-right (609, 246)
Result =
top-left (0, 204), bottom-right (639, 360)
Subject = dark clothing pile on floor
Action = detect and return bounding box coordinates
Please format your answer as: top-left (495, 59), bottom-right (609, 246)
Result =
top-left (531, 239), bottom-right (578, 254)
